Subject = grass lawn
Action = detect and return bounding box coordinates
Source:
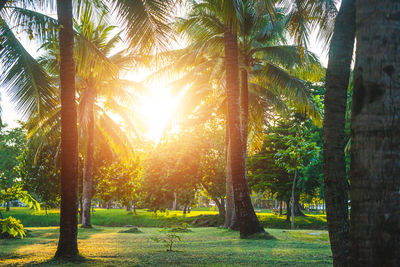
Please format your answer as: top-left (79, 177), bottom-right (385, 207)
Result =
top-left (0, 226), bottom-right (332, 266)
top-left (2, 208), bottom-right (327, 229)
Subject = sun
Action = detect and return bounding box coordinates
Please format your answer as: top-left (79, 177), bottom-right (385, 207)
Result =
top-left (137, 84), bottom-right (179, 142)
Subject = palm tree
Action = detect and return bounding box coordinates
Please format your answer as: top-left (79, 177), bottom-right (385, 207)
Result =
top-left (350, 0), bottom-right (400, 265)
top-left (72, 9), bottom-right (135, 229)
top-left (55, 0), bottom-right (79, 259)
top-left (322, 0), bottom-right (354, 266)
top-left (224, 18), bottom-right (265, 237)
top-left (170, 0), bottom-right (322, 234)
top-left (1, 0), bottom-right (177, 259)
top-left (31, 10), bottom-right (142, 229)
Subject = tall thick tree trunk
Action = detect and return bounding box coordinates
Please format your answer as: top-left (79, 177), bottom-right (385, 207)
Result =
top-left (224, 118), bottom-right (238, 229)
top-left (82, 89), bottom-right (95, 228)
top-left (350, 1), bottom-right (400, 265)
top-left (323, 0), bottom-right (355, 265)
top-left (5, 201), bottom-right (10, 211)
top-left (224, 29), bottom-right (264, 238)
top-left (240, 65), bottom-right (249, 155)
top-left (55, 0), bottom-right (79, 259)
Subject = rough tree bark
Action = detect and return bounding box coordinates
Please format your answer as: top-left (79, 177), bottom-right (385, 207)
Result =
top-left (82, 88), bottom-right (96, 228)
top-left (224, 28), bottom-right (264, 238)
top-left (323, 0), bottom-right (355, 265)
top-left (350, 0), bottom-right (400, 265)
top-left (224, 119), bottom-right (238, 229)
top-left (240, 58), bottom-right (249, 155)
top-left (55, 0), bottom-right (79, 259)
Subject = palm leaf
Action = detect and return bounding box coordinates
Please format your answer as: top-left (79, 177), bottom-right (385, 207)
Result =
top-left (0, 18), bottom-right (58, 119)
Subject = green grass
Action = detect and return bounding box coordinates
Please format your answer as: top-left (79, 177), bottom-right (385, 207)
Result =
top-left (1, 207), bottom-right (327, 229)
top-left (0, 226), bottom-right (332, 266)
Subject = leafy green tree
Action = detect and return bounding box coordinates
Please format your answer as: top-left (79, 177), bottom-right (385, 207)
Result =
top-left (248, 111), bottom-right (322, 224)
top-left (275, 132), bottom-right (319, 229)
top-left (0, 125), bottom-right (26, 211)
top-left (16, 142), bottom-right (60, 212)
top-left (95, 159), bottom-right (141, 212)
top-left (142, 132), bottom-right (199, 212)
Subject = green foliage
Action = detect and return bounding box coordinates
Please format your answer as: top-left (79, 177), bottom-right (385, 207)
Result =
top-left (142, 119), bottom-right (226, 211)
top-left (95, 159), bottom-right (142, 208)
top-left (247, 112), bottom-right (322, 203)
top-left (275, 134), bottom-right (319, 174)
top-left (0, 216), bottom-right (25, 239)
top-left (0, 126), bottom-right (26, 189)
top-left (16, 142), bottom-right (60, 207)
top-left (0, 186), bottom-right (40, 211)
top-left (150, 223), bottom-right (190, 251)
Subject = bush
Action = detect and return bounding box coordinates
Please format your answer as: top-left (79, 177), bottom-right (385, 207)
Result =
top-left (0, 216), bottom-right (26, 239)
top-left (149, 223), bottom-right (190, 251)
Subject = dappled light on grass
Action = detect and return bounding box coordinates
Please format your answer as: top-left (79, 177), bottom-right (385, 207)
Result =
top-left (1, 227), bottom-right (332, 266)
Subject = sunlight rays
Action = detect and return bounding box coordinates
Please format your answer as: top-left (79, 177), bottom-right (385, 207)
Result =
top-left (137, 83), bottom-right (179, 142)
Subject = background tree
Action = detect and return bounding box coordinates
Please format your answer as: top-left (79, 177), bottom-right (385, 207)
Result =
top-left (275, 130), bottom-right (319, 229)
top-left (16, 141), bottom-right (60, 213)
top-left (95, 159), bottom-right (141, 211)
top-left (0, 125), bottom-right (26, 211)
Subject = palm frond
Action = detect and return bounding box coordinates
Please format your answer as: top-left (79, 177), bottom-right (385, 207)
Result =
top-left (110, 0), bottom-right (176, 52)
top-left (0, 18), bottom-right (58, 119)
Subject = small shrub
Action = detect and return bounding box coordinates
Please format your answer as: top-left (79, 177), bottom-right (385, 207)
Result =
top-left (0, 216), bottom-right (26, 239)
top-left (150, 223), bottom-right (190, 251)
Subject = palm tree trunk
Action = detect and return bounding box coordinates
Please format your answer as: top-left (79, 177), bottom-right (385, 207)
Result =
top-left (240, 64), bottom-right (249, 155)
top-left (322, 0), bottom-right (355, 265)
top-left (224, 28), bottom-right (264, 238)
top-left (350, 1), bottom-right (400, 265)
top-left (55, 0), bottom-right (79, 259)
top-left (81, 89), bottom-right (95, 228)
top-left (224, 116), bottom-right (238, 229)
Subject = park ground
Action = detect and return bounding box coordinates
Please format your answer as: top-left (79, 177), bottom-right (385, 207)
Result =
top-left (1, 208), bottom-right (331, 266)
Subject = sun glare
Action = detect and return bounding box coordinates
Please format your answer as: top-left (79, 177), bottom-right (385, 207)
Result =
top-left (138, 85), bottom-right (179, 142)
